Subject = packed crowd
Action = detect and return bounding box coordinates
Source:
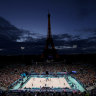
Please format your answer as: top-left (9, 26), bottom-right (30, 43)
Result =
top-left (66, 63), bottom-right (96, 87)
top-left (0, 91), bottom-right (93, 96)
top-left (0, 61), bottom-right (96, 90)
top-left (0, 64), bottom-right (32, 89)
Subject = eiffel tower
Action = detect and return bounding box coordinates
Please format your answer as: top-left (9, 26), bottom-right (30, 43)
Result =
top-left (41, 13), bottom-right (58, 59)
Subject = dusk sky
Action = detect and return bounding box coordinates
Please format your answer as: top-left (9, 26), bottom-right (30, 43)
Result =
top-left (0, 0), bottom-right (96, 55)
top-left (0, 0), bottom-right (96, 37)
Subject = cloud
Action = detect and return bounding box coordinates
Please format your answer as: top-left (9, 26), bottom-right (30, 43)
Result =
top-left (75, 28), bottom-right (96, 34)
top-left (53, 34), bottom-right (73, 41)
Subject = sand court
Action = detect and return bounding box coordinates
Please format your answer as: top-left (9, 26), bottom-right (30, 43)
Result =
top-left (22, 77), bottom-right (71, 89)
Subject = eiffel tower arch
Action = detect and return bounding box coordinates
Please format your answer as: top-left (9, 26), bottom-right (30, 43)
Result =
top-left (41, 13), bottom-right (59, 60)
